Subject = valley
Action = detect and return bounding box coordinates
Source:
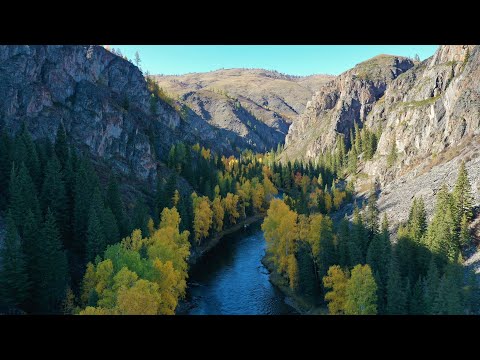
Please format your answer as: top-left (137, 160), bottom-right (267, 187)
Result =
top-left (0, 44), bottom-right (479, 315)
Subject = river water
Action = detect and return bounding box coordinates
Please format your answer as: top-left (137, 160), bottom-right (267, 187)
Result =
top-left (179, 221), bottom-right (298, 315)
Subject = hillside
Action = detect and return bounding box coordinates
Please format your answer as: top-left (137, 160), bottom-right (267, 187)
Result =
top-left (283, 54), bottom-right (415, 159)
top-left (153, 69), bottom-right (334, 152)
top-left (0, 45), bottom-right (260, 184)
top-left (282, 46), bottom-right (480, 230)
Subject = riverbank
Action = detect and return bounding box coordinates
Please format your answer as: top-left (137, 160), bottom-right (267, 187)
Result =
top-left (177, 214), bottom-right (299, 315)
top-left (188, 214), bottom-right (265, 266)
top-left (261, 255), bottom-right (328, 315)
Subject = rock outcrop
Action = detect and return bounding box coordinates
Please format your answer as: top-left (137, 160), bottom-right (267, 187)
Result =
top-left (283, 55), bottom-right (415, 159)
top-left (284, 45), bottom-right (480, 229)
top-left (360, 45), bottom-right (480, 227)
top-left (154, 69), bottom-right (334, 152)
top-left (0, 45), bottom-right (254, 183)
top-left (364, 45), bottom-right (479, 182)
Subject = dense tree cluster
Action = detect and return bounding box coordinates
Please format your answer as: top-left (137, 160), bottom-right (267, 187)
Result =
top-left (262, 162), bottom-right (478, 314)
top-left (1, 121), bottom-right (477, 316)
top-left (161, 143), bottom-right (283, 245)
top-left (0, 126), bottom-right (135, 313)
top-left (162, 142), bottom-right (352, 249)
top-left (312, 123), bottom-right (381, 180)
top-left (79, 207), bottom-right (190, 315)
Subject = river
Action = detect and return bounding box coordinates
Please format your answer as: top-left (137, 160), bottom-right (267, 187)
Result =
top-left (178, 221), bottom-right (298, 315)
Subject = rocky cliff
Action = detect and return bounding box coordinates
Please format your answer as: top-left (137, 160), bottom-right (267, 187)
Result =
top-left (0, 45), bottom-right (251, 184)
top-left (283, 55), bottom-right (415, 159)
top-left (283, 45), bottom-right (480, 230)
top-left (360, 45), bottom-right (480, 226)
top-left (154, 69), bottom-right (334, 152)
top-left (364, 45), bottom-right (478, 181)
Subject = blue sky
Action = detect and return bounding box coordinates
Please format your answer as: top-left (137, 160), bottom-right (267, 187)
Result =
top-left (111, 45), bottom-right (439, 76)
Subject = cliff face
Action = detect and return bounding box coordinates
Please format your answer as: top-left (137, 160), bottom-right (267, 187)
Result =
top-left (154, 69), bottom-right (334, 152)
top-left (361, 45), bottom-right (480, 227)
top-left (0, 45), bottom-right (184, 182)
top-left (283, 45), bottom-right (480, 229)
top-left (0, 45), bottom-right (256, 183)
top-left (365, 45), bottom-right (478, 179)
top-left (283, 55), bottom-right (415, 159)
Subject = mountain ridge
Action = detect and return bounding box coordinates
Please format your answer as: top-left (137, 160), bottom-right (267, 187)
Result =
top-left (153, 68), bottom-right (335, 152)
top-left (282, 45), bottom-right (480, 230)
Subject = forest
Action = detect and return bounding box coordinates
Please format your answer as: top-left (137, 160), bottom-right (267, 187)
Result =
top-left (0, 123), bottom-right (477, 315)
top-left (262, 161), bottom-right (479, 314)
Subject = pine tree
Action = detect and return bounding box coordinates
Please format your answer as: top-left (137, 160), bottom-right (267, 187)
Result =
top-left (386, 254), bottom-right (407, 314)
top-left (387, 139), bottom-right (397, 167)
top-left (73, 161), bottom-right (93, 257)
top-left (363, 128), bottom-right (375, 160)
top-left (395, 229), bottom-right (417, 283)
top-left (22, 209), bottom-right (39, 311)
top-left (0, 213), bottom-right (29, 309)
top-left (62, 150), bottom-right (76, 249)
top-left (336, 217), bottom-right (350, 267)
top-left (372, 269), bottom-right (386, 314)
top-left (440, 262), bottom-right (464, 314)
top-left (425, 185), bottom-right (458, 262)
top-left (86, 207), bottom-right (106, 263)
top-left (347, 149), bottom-right (357, 175)
top-left (54, 124), bottom-right (69, 169)
top-left (308, 214), bottom-right (335, 285)
top-left (366, 214), bottom-right (390, 288)
top-left (177, 192), bottom-right (193, 235)
top-left (432, 272), bottom-right (463, 315)
top-left (87, 187), bottom-right (119, 256)
top-left (424, 258), bottom-right (440, 314)
top-left (11, 130), bottom-right (28, 168)
top-left (36, 137), bottom-right (53, 172)
top-left (101, 206), bottom-right (120, 247)
top-left (132, 198), bottom-right (150, 235)
top-left (155, 180), bottom-right (167, 222)
top-left (365, 189), bottom-right (379, 236)
top-left (409, 278), bottom-right (425, 314)
top-left (183, 146), bottom-right (194, 184)
top-left (407, 197), bottom-right (427, 243)
top-left (204, 179), bottom-right (214, 201)
top-left (297, 242), bottom-right (320, 301)
top-left (134, 51), bottom-right (141, 68)
top-left (167, 145), bottom-right (176, 169)
top-left (164, 173), bottom-right (177, 208)
top-left (453, 161), bottom-right (473, 223)
top-left (350, 204), bottom-right (366, 263)
top-left (459, 213), bottom-right (471, 247)
top-left (20, 126), bottom-right (41, 190)
top-left (464, 270), bottom-right (480, 314)
top-left (9, 162), bottom-right (41, 235)
top-left (354, 122), bottom-right (362, 155)
top-left (106, 177), bottom-right (127, 238)
top-left (41, 154), bottom-right (68, 240)
top-left (36, 209), bottom-right (68, 313)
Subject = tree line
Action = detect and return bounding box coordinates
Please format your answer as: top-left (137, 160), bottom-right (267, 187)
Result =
top-left (262, 162), bottom-right (479, 314)
top-left (1, 122), bottom-right (477, 315)
top-left (0, 126), bottom-right (150, 313)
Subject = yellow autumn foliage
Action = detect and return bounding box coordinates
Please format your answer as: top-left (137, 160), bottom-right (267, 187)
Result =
top-left (262, 199), bottom-right (298, 283)
top-left (212, 196), bottom-right (224, 232)
top-left (192, 196), bottom-right (213, 243)
top-left (323, 265), bottom-right (349, 315)
top-left (222, 193), bottom-right (240, 224)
